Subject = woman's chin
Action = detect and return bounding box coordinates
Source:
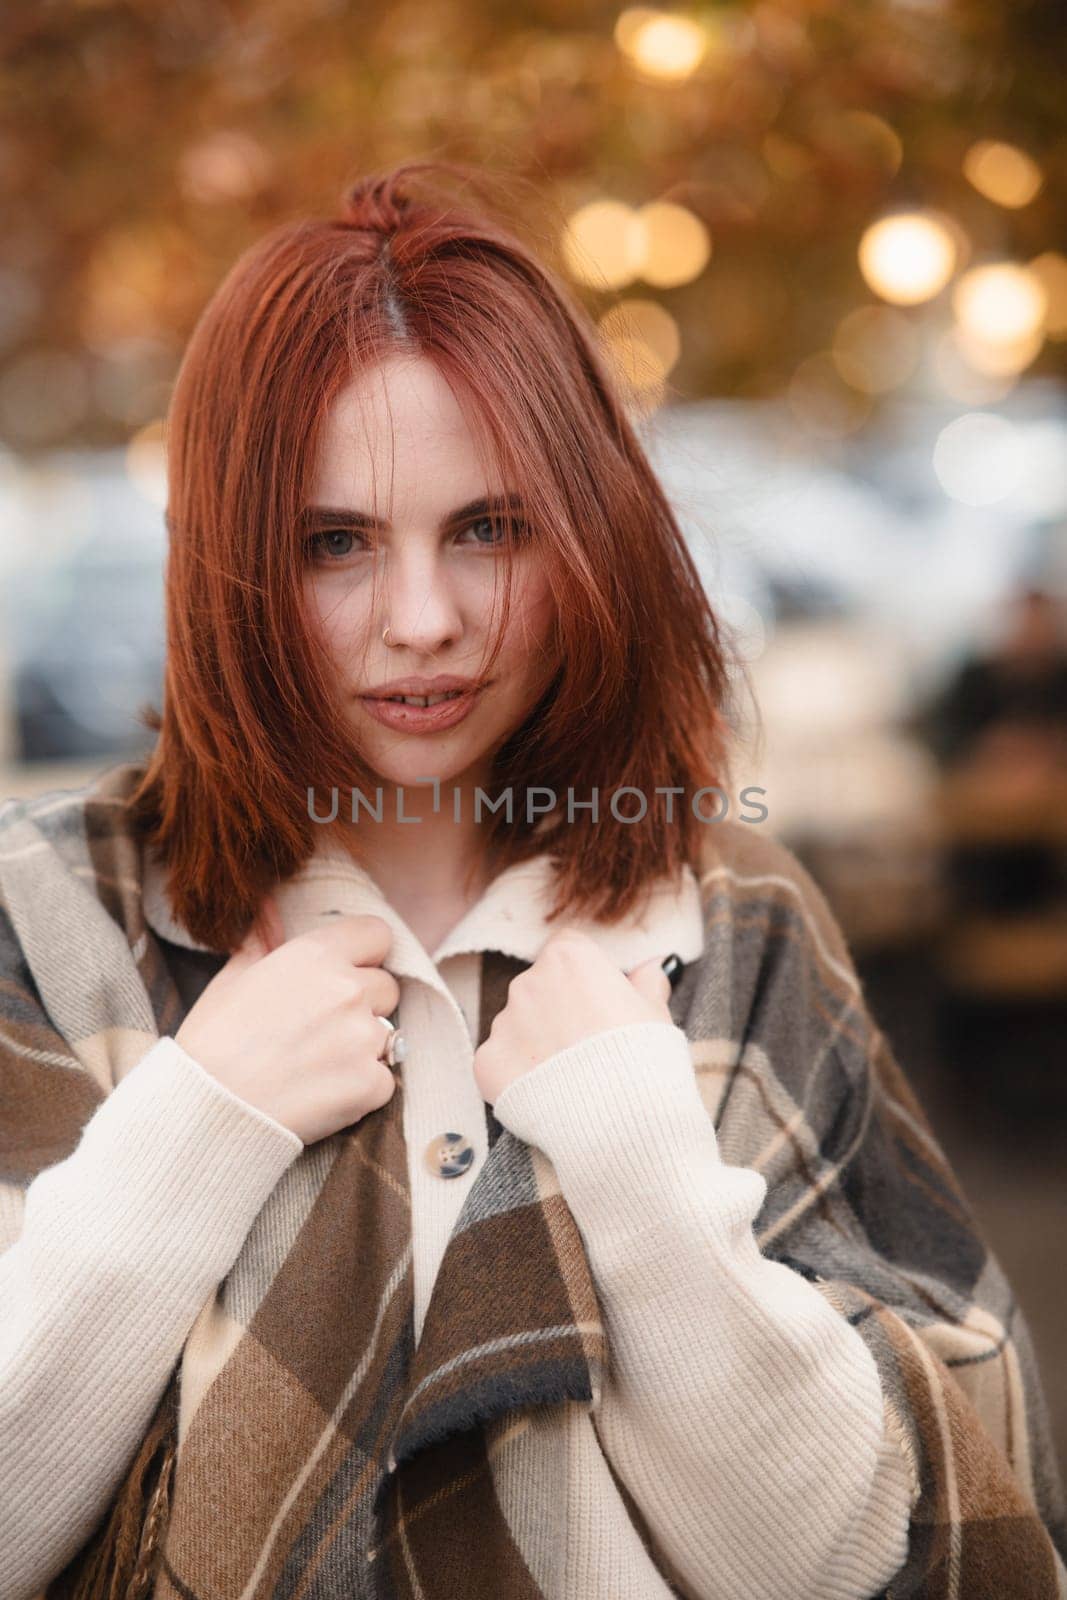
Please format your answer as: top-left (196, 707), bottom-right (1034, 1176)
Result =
top-left (356, 739), bottom-right (494, 795)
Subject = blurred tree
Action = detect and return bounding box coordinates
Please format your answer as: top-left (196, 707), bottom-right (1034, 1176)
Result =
top-left (0, 0), bottom-right (1063, 451)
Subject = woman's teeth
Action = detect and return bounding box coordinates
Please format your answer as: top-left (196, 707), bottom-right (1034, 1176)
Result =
top-left (382, 691), bottom-right (466, 706)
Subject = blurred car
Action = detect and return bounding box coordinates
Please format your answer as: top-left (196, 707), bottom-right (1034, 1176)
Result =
top-left (6, 550), bottom-right (164, 760)
top-left (0, 449), bottom-right (166, 761)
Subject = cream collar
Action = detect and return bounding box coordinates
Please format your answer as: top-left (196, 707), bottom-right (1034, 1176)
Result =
top-left (141, 836), bottom-right (707, 995)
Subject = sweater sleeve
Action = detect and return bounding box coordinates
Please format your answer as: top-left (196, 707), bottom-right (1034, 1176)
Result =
top-left (493, 838), bottom-right (1067, 1600)
top-left (0, 1033), bottom-right (304, 1600)
top-left (492, 1020), bottom-right (915, 1600)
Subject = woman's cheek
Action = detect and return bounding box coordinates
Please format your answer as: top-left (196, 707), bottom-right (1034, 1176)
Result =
top-left (507, 573), bottom-right (558, 672)
top-left (303, 581), bottom-right (372, 678)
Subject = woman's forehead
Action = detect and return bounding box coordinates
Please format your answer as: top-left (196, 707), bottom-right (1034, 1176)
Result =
top-left (311, 359), bottom-right (502, 523)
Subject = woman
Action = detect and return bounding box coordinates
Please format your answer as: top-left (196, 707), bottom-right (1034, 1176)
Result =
top-left (0, 161), bottom-right (1064, 1600)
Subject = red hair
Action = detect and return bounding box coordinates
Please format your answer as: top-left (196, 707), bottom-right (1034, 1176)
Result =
top-left (128, 158), bottom-right (743, 952)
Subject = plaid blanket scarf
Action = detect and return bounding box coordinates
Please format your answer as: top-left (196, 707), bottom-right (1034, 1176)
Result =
top-left (0, 758), bottom-right (1064, 1599)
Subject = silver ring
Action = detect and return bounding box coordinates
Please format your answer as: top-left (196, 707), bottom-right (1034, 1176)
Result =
top-left (377, 1015), bottom-right (407, 1068)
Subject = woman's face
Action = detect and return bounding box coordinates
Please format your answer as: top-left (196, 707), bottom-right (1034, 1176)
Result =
top-left (302, 353), bottom-right (558, 792)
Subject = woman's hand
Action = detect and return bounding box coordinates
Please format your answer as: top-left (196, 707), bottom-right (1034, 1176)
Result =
top-left (175, 895), bottom-right (401, 1147)
top-left (472, 927), bottom-right (675, 1106)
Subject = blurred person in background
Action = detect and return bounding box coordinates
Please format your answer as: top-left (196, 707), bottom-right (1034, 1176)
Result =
top-left (914, 583), bottom-right (1067, 1110)
top-left (920, 584), bottom-right (1067, 782)
top-left (1, 161), bottom-right (1065, 1600)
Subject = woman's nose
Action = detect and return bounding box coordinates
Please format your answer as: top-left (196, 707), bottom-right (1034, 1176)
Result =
top-left (380, 543), bottom-right (464, 653)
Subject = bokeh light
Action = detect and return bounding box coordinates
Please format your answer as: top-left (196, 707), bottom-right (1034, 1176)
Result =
top-left (962, 140), bottom-right (1044, 208)
top-left (950, 261), bottom-right (1047, 378)
top-left (953, 261), bottom-right (1048, 347)
top-left (932, 412), bottom-right (1023, 506)
top-left (598, 297), bottom-right (681, 376)
top-left (561, 200), bottom-right (643, 289)
top-left (597, 296), bottom-right (676, 412)
top-left (561, 198), bottom-right (710, 291)
top-left (634, 201), bottom-right (711, 287)
top-left (615, 10), bottom-right (709, 80)
top-left (1029, 252), bottom-right (1067, 337)
top-left (858, 212), bottom-right (958, 306)
top-left (1009, 420), bottom-right (1067, 518)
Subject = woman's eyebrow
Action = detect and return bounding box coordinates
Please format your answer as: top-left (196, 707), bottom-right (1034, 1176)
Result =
top-left (301, 492), bottom-right (526, 529)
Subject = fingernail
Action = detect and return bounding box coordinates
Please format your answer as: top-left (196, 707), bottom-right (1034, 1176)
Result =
top-left (660, 953), bottom-right (684, 990)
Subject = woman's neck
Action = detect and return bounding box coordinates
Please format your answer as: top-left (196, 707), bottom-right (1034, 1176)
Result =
top-left (329, 777), bottom-right (495, 956)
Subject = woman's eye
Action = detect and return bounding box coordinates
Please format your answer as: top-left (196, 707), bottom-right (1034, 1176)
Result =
top-left (461, 515), bottom-right (529, 548)
top-left (305, 517), bottom-right (530, 561)
top-left (306, 528), bottom-right (367, 562)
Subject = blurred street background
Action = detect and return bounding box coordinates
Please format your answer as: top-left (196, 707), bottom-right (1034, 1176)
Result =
top-left (1, 0), bottom-right (1064, 1471)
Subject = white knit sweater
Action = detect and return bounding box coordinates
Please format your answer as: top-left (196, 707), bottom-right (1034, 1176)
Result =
top-left (0, 838), bottom-right (915, 1600)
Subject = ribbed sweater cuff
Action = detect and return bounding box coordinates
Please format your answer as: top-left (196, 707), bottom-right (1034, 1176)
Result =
top-left (491, 1021), bottom-right (765, 1247)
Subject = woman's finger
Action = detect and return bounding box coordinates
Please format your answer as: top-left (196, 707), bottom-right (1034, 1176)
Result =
top-left (624, 955), bottom-right (673, 1008)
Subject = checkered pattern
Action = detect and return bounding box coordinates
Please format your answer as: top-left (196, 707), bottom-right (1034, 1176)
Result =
top-left (1, 760), bottom-right (1064, 1599)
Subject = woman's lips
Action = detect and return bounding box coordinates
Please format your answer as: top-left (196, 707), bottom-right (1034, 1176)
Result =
top-left (358, 686), bottom-right (485, 732)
